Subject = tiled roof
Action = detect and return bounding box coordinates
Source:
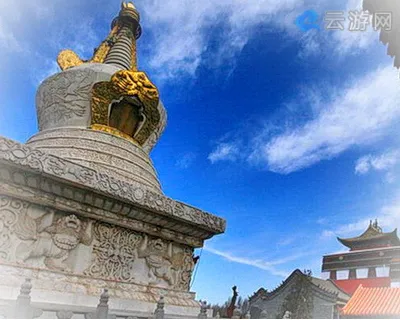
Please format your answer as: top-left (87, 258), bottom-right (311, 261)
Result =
top-left (341, 286), bottom-right (400, 317)
top-left (337, 221), bottom-right (400, 250)
top-left (311, 277), bottom-right (349, 302)
top-left (252, 270), bottom-right (350, 303)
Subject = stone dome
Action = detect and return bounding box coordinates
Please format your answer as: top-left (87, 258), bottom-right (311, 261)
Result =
top-left (27, 2), bottom-right (168, 194)
top-left (27, 63), bottom-right (166, 193)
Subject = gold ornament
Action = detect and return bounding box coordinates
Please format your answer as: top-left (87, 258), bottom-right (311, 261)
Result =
top-left (55, 2), bottom-right (163, 147)
top-left (57, 25), bottom-right (119, 71)
top-left (122, 2), bottom-right (136, 10)
top-left (91, 25), bottom-right (119, 63)
top-left (91, 70), bottom-right (160, 145)
top-left (90, 124), bottom-right (139, 145)
top-left (57, 50), bottom-right (83, 71)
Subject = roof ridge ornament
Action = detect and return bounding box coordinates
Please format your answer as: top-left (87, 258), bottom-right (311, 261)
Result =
top-left (337, 220), bottom-right (400, 251)
top-left (372, 218), bottom-right (382, 232)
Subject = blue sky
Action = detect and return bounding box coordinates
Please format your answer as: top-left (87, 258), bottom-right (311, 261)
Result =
top-left (1, 0), bottom-right (400, 304)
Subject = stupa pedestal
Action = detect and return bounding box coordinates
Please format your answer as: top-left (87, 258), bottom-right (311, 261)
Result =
top-left (0, 2), bottom-right (225, 318)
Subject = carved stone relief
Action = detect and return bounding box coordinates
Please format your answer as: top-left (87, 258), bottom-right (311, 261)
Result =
top-left (0, 137), bottom-right (226, 234)
top-left (138, 234), bottom-right (176, 286)
top-left (84, 222), bottom-right (141, 282)
top-left (0, 196), bottom-right (94, 272)
top-left (36, 69), bottom-right (94, 130)
top-left (0, 197), bottom-right (23, 260)
top-left (84, 222), bottom-right (195, 290)
top-left (0, 179), bottom-right (203, 248)
top-left (0, 195), bottom-right (195, 291)
top-left (142, 101), bottom-right (167, 153)
top-left (14, 211), bottom-right (93, 272)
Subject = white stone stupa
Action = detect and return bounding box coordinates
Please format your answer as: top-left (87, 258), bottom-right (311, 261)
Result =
top-left (0, 2), bottom-right (225, 318)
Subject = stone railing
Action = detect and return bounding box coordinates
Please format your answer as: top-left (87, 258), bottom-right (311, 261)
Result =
top-left (0, 279), bottom-right (214, 319)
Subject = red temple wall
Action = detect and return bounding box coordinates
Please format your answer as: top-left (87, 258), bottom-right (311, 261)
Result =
top-left (334, 277), bottom-right (391, 295)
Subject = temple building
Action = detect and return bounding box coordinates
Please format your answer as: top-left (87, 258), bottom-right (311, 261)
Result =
top-left (248, 269), bottom-right (350, 319)
top-left (249, 220), bottom-right (400, 318)
top-left (0, 2), bottom-right (225, 318)
top-left (322, 221), bottom-right (400, 318)
top-left (322, 220), bottom-right (400, 295)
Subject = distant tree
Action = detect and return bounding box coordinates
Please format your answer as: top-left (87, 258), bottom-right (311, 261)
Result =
top-left (240, 298), bottom-right (250, 316)
top-left (211, 296), bottom-right (250, 318)
top-left (277, 270), bottom-right (314, 319)
top-left (211, 298), bottom-right (229, 318)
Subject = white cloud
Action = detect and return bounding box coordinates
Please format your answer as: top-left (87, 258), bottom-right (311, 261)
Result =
top-left (205, 245), bottom-right (320, 277)
top-left (379, 196), bottom-right (400, 229)
top-left (143, 0), bottom-right (380, 79)
top-left (292, 0), bottom-right (380, 58)
top-left (321, 191), bottom-right (400, 240)
top-left (0, 0), bottom-right (389, 174)
top-left (204, 246), bottom-right (290, 277)
top-left (0, 0), bottom-right (381, 83)
top-left (297, 30), bottom-right (321, 58)
top-left (0, 0), bottom-right (101, 83)
top-left (0, 20), bottom-right (22, 54)
top-left (0, 2), bottom-right (28, 59)
top-left (355, 150), bottom-right (400, 175)
top-left (0, 0), bottom-right (55, 57)
top-left (1, 0), bottom-right (305, 82)
top-left (139, 0), bottom-right (306, 79)
top-left (332, 23), bottom-right (377, 56)
top-left (176, 152), bottom-right (197, 169)
top-left (32, 59), bottom-right (60, 86)
top-left (250, 65), bottom-right (400, 173)
top-left (277, 235), bottom-right (297, 247)
top-left (331, 0), bottom-right (378, 56)
top-left (208, 142), bottom-right (240, 163)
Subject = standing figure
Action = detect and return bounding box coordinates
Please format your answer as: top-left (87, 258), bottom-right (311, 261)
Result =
top-left (137, 234), bottom-right (176, 286)
top-left (15, 211), bottom-right (93, 272)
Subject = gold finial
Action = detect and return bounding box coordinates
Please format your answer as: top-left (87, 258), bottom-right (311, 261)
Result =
top-left (57, 2), bottom-right (141, 71)
top-left (121, 2), bottom-right (136, 10)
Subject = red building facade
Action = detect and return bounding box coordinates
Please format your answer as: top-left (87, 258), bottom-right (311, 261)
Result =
top-left (322, 220), bottom-right (400, 295)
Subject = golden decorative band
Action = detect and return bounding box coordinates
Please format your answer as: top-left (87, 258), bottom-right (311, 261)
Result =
top-left (90, 124), bottom-right (140, 145)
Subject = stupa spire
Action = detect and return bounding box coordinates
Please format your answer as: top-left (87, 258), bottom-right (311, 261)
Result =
top-left (57, 1), bottom-right (141, 71)
top-left (103, 1), bottom-right (141, 70)
top-left (51, 2), bottom-right (166, 153)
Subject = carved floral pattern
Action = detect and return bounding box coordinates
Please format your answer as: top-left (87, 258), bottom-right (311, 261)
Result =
top-left (0, 137), bottom-right (226, 233)
top-left (36, 70), bottom-right (94, 130)
top-left (0, 194), bottom-right (196, 290)
top-left (176, 247), bottom-right (195, 291)
top-left (0, 197), bottom-right (23, 260)
top-left (82, 221), bottom-right (194, 289)
top-left (84, 222), bottom-right (141, 282)
top-left (0, 137), bottom-right (224, 292)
